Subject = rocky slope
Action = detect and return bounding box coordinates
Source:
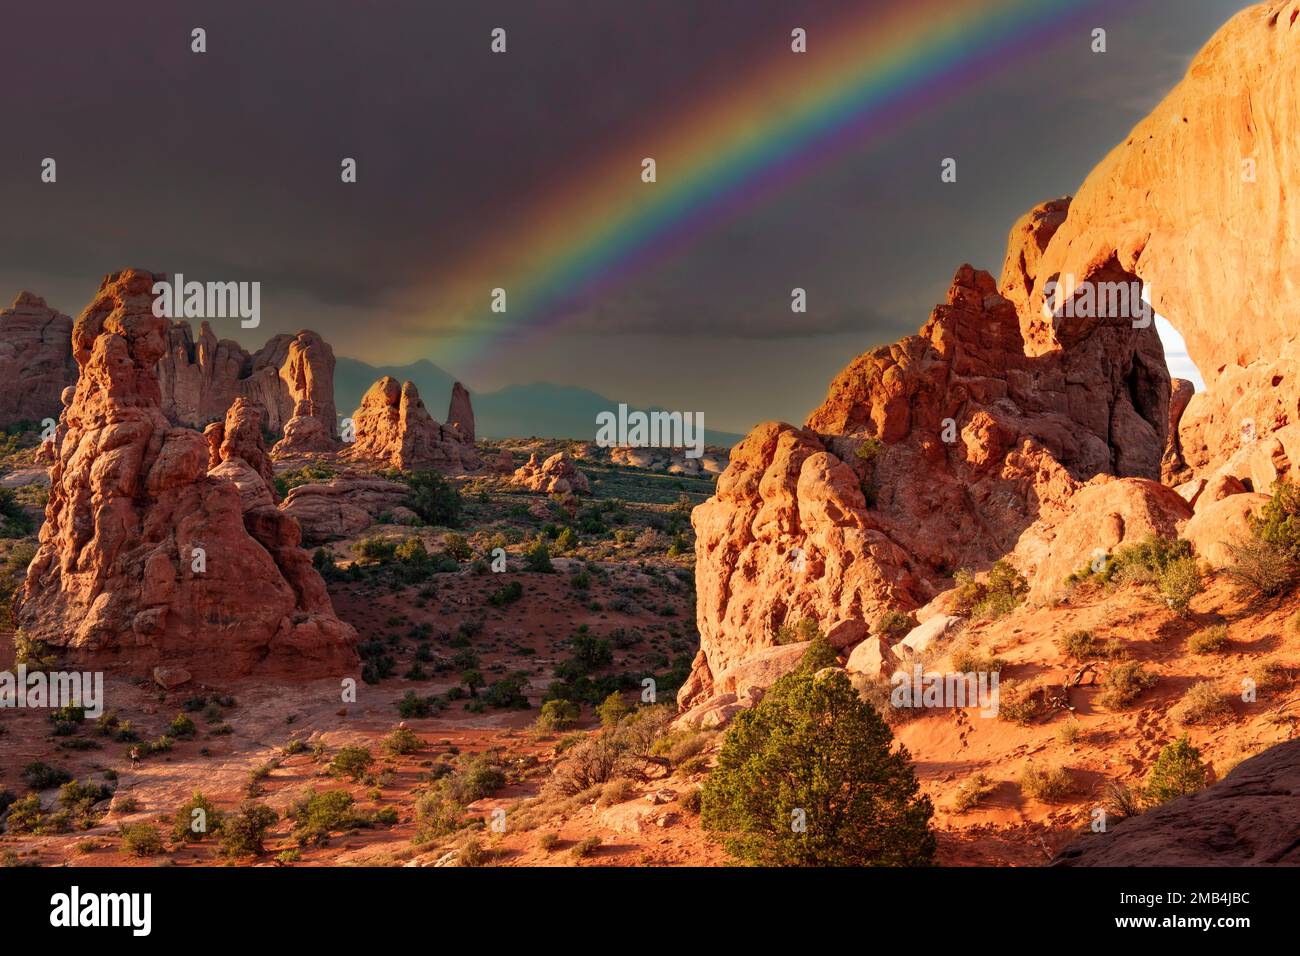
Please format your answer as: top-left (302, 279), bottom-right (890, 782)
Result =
top-left (17, 270), bottom-right (356, 680)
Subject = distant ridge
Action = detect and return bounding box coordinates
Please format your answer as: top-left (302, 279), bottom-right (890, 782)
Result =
top-left (335, 357), bottom-right (742, 446)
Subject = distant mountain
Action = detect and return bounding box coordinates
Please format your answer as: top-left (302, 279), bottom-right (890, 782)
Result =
top-left (335, 358), bottom-right (741, 446)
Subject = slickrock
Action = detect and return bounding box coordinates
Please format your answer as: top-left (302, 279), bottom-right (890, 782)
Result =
top-left (511, 451), bottom-right (591, 494)
top-left (446, 381), bottom-right (475, 443)
top-left (0, 292), bottom-right (76, 427)
top-left (348, 376), bottom-right (482, 472)
top-left (18, 269), bottom-right (356, 680)
top-left (1052, 739), bottom-right (1300, 866)
top-left (280, 477), bottom-right (414, 545)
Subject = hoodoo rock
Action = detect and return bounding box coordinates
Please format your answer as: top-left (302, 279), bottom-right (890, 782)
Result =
top-left (0, 292), bottom-right (76, 427)
top-left (348, 376), bottom-right (481, 472)
top-left (511, 451), bottom-right (591, 495)
top-left (271, 330), bottom-right (339, 456)
top-left (446, 381), bottom-right (475, 444)
top-left (17, 269), bottom-right (356, 680)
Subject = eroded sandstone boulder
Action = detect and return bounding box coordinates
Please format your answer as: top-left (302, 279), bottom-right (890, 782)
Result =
top-left (0, 292), bottom-right (76, 427)
top-left (280, 477), bottom-right (414, 545)
top-left (348, 376), bottom-right (481, 472)
top-left (17, 269), bottom-right (356, 679)
top-left (512, 451), bottom-right (591, 494)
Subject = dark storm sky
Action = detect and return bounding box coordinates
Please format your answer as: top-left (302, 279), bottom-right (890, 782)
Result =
top-left (0, 0), bottom-right (1249, 434)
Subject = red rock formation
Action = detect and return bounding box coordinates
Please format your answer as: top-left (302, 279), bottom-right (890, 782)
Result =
top-left (0, 292), bottom-right (76, 427)
top-left (157, 323), bottom-right (338, 445)
top-left (348, 376), bottom-right (481, 472)
top-left (157, 320), bottom-right (249, 430)
top-left (511, 451), bottom-right (591, 494)
top-left (685, 4), bottom-right (1300, 716)
top-left (18, 269), bottom-right (356, 680)
top-left (446, 381), bottom-right (475, 444)
top-left (272, 331), bottom-right (339, 456)
top-left (1030, 3), bottom-right (1300, 481)
top-left (685, 251), bottom-right (1171, 710)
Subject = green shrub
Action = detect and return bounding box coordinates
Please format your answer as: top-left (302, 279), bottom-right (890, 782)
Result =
top-left (172, 791), bottom-right (223, 842)
top-left (168, 713), bottom-right (197, 739)
top-left (329, 746), bottom-right (375, 781)
top-left (395, 537), bottom-right (428, 564)
top-left (1019, 763), bottom-right (1073, 802)
top-left (701, 667), bottom-right (934, 866)
top-left (1157, 557), bottom-right (1202, 615)
top-left (773, 616), bottom-right (820, 646)
top-left (997, 680), bottom-right (1052, 724)
top-left (219, 801), bottom-right (278, 857)
top-left (596, 692), bottom-right (632, 727)
top-left (1172, 680), bottom-right (1230, 726)
top-left (873, 610), bottom-right (915, 642)
top-left (119, 822), bottom-right (164, 857)
top-left (954, 561), bottom-right (1027, 620)
top-left (443, 532), bottom-right (472, 561)
top-left (290, 790), bottom-right (361, 845)
top-left (1144, 735), bottom-right (1207, 806)
top-left (1056, 629), bottom-right (1096, 659)
top-left (952, 772), bottom-right (997, 812)
top-left (1226, 537), bottom-right (1297, 600)
top-left (382, 727), bottom-right (422, 756)
top-left (352, 536), bottom-right (397, 563)
top-left (1188, 625), bottom-right (1229, 655)
top-left (535, 699), bottom-right (580, 733)
top-left (1098, 661), bottom-right (1156, 710)
top-left (488, 581), bottom-right (523, 607)
top-left (570, 836), bottom-right (603, 859)
top-left (524, 540), bottom-right (553, 573)
top-left (21, 762), bottom-right (71, 790)
top-left (406, 471), bottom-right (462, 526)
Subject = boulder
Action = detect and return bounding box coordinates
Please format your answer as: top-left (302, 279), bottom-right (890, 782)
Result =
top-left (280, 477), bottom-right (414, 544)
top-left (511, 451), bottom-right (591, 494)
top-left (1183, 492), bottom-right (1270, 569)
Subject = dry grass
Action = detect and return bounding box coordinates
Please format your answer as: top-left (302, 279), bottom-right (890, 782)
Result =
top-left (1019, 763), bottom-right (1073, 802)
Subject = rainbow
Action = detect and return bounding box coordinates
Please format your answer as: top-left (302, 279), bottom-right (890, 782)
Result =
top-left (438, 0), bottom-right (1117, 373)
